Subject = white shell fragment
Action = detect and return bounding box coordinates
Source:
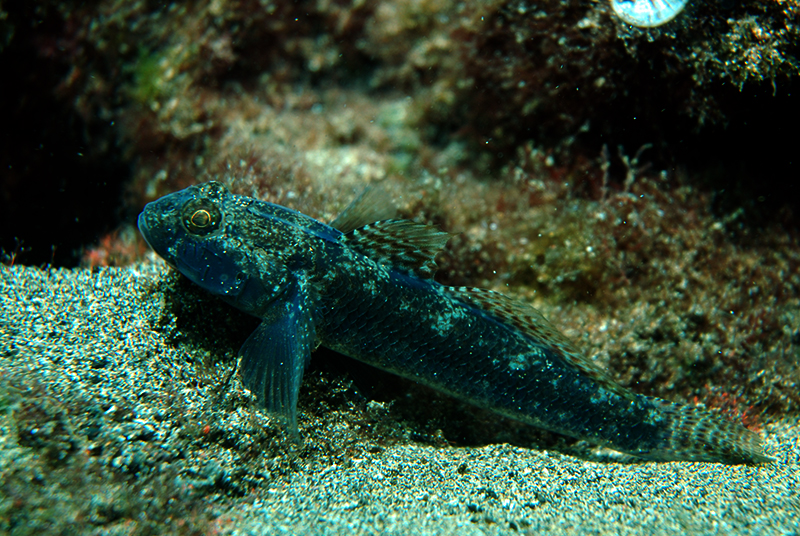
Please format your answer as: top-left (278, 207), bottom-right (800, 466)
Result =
top-left (610, 0), bottom-right (690, 27)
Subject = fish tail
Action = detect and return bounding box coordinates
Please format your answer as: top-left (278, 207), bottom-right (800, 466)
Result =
top-left (643, 397), bottom-right (773, 464)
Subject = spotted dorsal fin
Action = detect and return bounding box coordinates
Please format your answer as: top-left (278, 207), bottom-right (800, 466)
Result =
top-left (344, 220), bottom-right (452, 279)
top-left (330, 186), bottom-right (398, 234)
top-left (444, 286), bottom-right (635, 399)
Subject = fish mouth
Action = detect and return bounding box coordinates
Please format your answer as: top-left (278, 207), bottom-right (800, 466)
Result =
top-left (137, 211), bottom-right (153, 249)
top-left (137, 205), bottom-right (177, 266)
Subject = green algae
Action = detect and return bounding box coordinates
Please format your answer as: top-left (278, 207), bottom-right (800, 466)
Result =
top-left (130, 48), bottom-right (168, 105)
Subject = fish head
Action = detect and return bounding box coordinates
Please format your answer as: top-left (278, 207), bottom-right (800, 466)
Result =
top-left (138, 181), bottom-right (290, 316)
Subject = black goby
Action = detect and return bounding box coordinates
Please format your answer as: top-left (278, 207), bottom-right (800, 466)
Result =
top-left (138, 181), bottom-right (770, 464)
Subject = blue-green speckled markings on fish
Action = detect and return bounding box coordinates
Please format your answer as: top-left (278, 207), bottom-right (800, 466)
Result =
top-left (138, 181), bottom-right (771, 464)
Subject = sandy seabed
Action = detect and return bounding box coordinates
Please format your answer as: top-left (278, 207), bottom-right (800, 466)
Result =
top-left (1, 264), bottom-right (798, 535)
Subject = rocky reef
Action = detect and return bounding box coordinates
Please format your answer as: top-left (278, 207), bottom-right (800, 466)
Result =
top-left (1, 1), bottom-right (799, 531)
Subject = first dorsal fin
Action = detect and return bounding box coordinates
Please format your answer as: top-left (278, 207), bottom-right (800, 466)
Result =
top-left (444, 286), bottom-right (635, 399)
top-left (330, 186), bottom-right (398, 234)
top-left (344, 220), bottom-right (452, 279)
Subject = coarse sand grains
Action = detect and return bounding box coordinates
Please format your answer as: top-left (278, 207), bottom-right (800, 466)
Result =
top-left (1, 263), bottom-right (798, 535)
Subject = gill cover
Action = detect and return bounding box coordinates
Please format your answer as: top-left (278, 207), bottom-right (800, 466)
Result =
top-left (174, 239), bottom-right (247, 297)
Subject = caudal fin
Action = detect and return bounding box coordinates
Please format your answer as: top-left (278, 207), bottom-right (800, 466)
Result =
top-left (643, 398), bottom-right (773, 464)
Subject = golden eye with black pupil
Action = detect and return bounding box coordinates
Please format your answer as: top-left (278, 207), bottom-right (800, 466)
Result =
top-left (182, 199), bottom-right (221, 235)
top-left (190, 209), bottom-right (211, 228)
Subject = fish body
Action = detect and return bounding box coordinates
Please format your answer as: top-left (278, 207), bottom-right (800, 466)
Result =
top-left (138, 181), bottom-right (770, 464)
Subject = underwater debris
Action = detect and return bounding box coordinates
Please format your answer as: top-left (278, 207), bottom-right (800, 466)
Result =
top-left (611, 0), bottom-right (690, 27)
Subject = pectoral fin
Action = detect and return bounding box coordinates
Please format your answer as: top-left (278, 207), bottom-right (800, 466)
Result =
top-left (237, 280), bottom-right (316, 434)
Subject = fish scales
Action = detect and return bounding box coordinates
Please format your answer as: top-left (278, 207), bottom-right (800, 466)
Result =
top-left (138, 181), bottom-right (771, 464)
top-left (316, 261), bottom-right (659, 453)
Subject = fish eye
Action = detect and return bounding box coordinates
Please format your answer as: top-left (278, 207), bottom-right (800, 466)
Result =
top-left (182, 199), bottom-right (221, 235)
top-left (190, 209), bottom-right (212, 228)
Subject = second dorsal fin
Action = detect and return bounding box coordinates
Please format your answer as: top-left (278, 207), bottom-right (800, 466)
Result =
top-left (344, 220), bottom-right (452, 279)
top-left (444, 286), bottom-right (635, 399)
